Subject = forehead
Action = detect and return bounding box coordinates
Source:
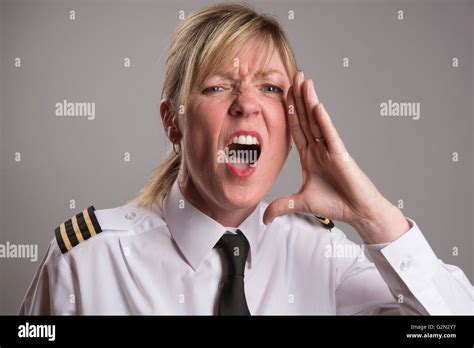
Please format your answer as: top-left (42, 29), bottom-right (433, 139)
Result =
top-left (210, 38), bottom-right (288, 80)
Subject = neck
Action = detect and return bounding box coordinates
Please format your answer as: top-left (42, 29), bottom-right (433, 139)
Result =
top-left (177, 168), bottom-right (257, 228)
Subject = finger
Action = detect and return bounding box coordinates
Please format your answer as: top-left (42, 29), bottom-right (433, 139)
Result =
top-left (292, 71), bottom-right (313, 143)
top-left (313, 103), bottom-right (347, 155)
top-left (263, 194), bottom-right (305, 225)
top-left (286, 85), bottom-right (307, 151)
top-left (303, 79), bottom-right (323, 140)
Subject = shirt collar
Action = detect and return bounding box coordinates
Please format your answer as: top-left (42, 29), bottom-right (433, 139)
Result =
top-left (163, 180), bottom-right (262, 271)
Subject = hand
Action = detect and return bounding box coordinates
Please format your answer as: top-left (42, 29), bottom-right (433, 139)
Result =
top-left (263, 70), bottom-right (410, 244)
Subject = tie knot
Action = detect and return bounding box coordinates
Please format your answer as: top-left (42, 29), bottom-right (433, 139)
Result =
top-left (217, 231), bottom-right (249, 276)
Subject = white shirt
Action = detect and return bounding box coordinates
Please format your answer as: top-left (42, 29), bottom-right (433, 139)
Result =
top-left (19, 181), bottom-right (474, 315)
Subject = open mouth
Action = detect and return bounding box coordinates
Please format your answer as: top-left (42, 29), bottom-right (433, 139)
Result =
top-left (224, 132), bottom-right (262, 177)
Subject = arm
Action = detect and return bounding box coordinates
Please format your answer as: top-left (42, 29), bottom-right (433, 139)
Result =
top-left (19, 239), bottom-right (76, 315)
top-left (263, 70), bottom-right (473, 315)
top-left (365, 218), bottom-right (474, 314)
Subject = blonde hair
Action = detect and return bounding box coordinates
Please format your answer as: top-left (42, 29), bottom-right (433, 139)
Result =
top-left (134, 2), bottom-right (298, 209)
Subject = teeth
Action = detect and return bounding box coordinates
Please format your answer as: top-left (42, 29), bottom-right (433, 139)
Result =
top-left (231, 134), bottom-right (260, 145)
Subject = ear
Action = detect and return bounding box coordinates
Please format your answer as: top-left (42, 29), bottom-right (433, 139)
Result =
top-left (160, 99), bottom-right (182, 144)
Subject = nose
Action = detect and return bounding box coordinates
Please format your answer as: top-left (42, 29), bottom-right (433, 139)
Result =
top-left (229, 86), bottom-right (261, 118)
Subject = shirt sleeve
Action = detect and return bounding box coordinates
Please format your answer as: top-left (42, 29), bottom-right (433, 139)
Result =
top-left (18, 238), bottom-right (77, 315)
top-left (364, 217), bottom-right (474, 315)
top-left (332, 227), bottom-right (424, 315)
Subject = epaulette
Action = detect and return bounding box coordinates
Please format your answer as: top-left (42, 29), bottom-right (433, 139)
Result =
top-left (55, 206), bottom-right (103, 254)
top-left (314, 214), bottom-right (334, 229)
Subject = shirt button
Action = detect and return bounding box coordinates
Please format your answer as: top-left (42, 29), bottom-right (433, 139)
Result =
top-left (400, 258), bottom-right (412, 271)
top-left (123, 245), bottom-right (130, 256)
top-left (218, 281), bottom-right (224, 289)
top-left (125, 211), bottom-right (137, 220)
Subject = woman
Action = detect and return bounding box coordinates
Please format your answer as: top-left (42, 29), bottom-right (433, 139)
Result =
top-left (20, 2), bottom-right (473, 315)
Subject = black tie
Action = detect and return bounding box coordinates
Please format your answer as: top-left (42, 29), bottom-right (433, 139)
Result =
top-left (215, 230), bottom-right (251, 315)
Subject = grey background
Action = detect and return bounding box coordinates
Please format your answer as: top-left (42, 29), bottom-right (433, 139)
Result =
top-left (0, 0), bottom-right (473, 315)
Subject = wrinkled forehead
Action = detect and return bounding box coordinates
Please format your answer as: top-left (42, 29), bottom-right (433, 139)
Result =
top-left (222, 38), bottom-right (276, 73)
top-left (197, 36), bottom-right (289, 85)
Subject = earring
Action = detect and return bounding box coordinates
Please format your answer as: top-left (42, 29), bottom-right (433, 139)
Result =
top-left (173, 143), bottom-right (181, 155)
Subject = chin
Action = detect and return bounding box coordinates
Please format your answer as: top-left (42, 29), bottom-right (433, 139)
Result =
top-left (220, 184), bottom-right (266, 210)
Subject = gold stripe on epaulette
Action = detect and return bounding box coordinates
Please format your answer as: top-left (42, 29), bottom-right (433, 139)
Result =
top-left (59, 223), bottom-right (73, 252)
top-left (55, 206), bottom-right (102, 254)
top-left (83, 208), bottom-right (97, 236)
top-left (71, 215), bottom-right (85, 243)
top-left (314, 215), bottom-right (335, 229)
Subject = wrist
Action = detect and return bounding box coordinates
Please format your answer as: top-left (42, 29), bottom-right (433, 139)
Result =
top-left (350, 201), bottom-right (411, 244)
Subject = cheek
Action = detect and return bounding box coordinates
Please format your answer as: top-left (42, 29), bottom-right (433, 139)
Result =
top-left (268, 105), bottom-right (291, 151)
top-left (183, 103), bottom-right (224, 158)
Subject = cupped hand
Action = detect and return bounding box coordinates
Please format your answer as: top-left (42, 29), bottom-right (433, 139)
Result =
top-left (263, 70), bottom-right (409, 243)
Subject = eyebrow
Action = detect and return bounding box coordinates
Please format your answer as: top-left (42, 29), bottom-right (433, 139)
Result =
top-left (210, 69), bottom-right (287, 80)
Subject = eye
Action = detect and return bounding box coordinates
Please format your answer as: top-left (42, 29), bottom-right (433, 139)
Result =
top-left (262, 84), bottom-right (283, 94)
top-left (202, 86), bottom-right (225, 95)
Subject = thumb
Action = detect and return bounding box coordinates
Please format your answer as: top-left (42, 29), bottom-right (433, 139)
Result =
top-left (263, 194), bottom-right (304, 225)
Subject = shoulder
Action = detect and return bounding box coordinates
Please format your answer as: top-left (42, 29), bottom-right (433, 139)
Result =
top-left (258, 200), bottom-right (334, 232)
top-left (285, 211), bottom-right (337, 241)
top-left (54, 201), bottom-right (167, 254)
top-left (264, 201), bottom-right (334, 234)
top-left (264, 205), bottom-right (353, 253)
top-left (258, 200), bottom-right (338, 246)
